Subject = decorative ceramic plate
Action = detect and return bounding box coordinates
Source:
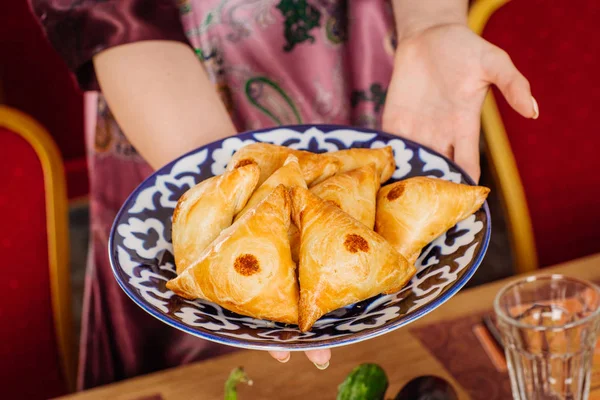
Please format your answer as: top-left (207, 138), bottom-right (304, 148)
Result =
top-left (109, 125), bottom-right (491, 351)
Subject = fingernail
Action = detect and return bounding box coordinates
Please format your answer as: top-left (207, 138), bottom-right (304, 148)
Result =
top-left (277, 354), bottom-right (291, 363)
top-left (313, 361), bottom-right (329, 370)
top-left (531, 96), bottom-right (539, 119)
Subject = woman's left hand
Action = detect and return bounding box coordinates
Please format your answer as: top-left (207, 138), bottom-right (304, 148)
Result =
top-left (382, 23), bottom-right (538, 182)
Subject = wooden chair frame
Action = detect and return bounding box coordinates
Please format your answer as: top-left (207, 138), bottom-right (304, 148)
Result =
top-left (0, 105), bottom-right (75, 391)
top-left (468, 0), bottom-right (539, 273)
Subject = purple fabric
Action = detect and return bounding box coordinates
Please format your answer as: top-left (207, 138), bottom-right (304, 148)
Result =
top-left (30, 0), bottom-right (399, 391)
top-left (28, 0), bottom-right (190, 90)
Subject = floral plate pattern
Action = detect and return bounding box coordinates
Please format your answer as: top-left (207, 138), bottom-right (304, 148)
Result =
top-left (109, 125), bottom-right (491, 351)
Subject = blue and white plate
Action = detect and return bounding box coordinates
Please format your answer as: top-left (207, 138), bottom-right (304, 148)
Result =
top-left (109, 125), bottom-right (491, 351)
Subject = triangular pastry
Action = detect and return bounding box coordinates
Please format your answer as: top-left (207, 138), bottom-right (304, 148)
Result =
top-left (375, 176), bottom-right (490, 266)
top-left (172, 163), bottom-right (259, 274)
top-left (310, 164), bottom-right (380, 229)
top-left (227, 143), bottom-right (340, 186)
top-left (290, 186), bottom-right (414, 332)
top-left (235, 154), bottom-right (306, 220)
top-left (329, 146), bottom-right (395, 183)
top-left (234, 154), bottom-right (307, 263)
top-left (167, 185), bottom-right (299, 325)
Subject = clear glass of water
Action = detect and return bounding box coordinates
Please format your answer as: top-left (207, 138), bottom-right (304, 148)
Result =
top-left (494, 274), bottom-right (600, 400)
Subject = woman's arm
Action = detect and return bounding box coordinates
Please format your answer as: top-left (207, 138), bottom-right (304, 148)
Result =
top-left (29, 0), bottom-right (235, 169)
top-left (392, 0), bottom-right (467, 39)
top-left (93, 41), bottom-right (235, 169)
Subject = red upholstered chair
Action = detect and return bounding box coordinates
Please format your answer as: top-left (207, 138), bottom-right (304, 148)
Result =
top-left (0, 106), bottom-right (74, 398)
top-left (469, 0), bottom-right (600, 273)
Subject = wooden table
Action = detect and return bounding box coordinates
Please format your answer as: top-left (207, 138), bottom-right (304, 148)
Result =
top-left (57, 253), bottom-right (600, 400)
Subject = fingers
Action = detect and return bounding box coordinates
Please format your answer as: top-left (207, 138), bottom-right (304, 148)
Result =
top-left (482, 46), bottom-right (539, 119)
top-left (269, 351), bottom-right (290, 363)
top-left (305, 349), bottom-right (331, 370)
top-left (268, 349), bottom-right (331, 370)
top-left (454, 133), bottom-right (481, 183)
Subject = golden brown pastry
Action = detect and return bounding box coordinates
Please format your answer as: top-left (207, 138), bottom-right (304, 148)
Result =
top-left (310, 164), bottom-right (380, 229)
top-left (235, 154), bottom-right (306, 221)
top-left (375, 176), bottom-right (490, 267)
top-left (288, 223), bottom-right (301, 265)
top-left (291, 186), bottom-right (414, 332)
top-left (172, 164), bottom-right (260, 274)
top-left (227, 143), bottom-right (340, 186)
top-left (167, 185), bottom-right (299, 325)
top-left (329, 146), bottom-right (395, 183)
top-left (234, 154), bottom-right (307, 263)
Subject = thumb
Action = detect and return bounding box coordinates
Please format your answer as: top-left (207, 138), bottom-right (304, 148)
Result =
top-left (481, 45), bottom-right (539, 119)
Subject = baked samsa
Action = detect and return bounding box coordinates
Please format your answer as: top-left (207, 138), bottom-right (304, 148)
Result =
top-left (235, 154), bottom-right (306, 220)
top-left (167, 185), bottom-right (299, 324)
top-left (329, 146), bottom-right (395, 183)
top-left (291, 186), bottom-right (414, 332)
top-left (310, 164), bottom-right (379, 229)
top-left (227, 143), bottom-right (340, 186)
top-left (375, 176), bottom-right (490, 266)
top-left (172, 163), bottom-right (259, 274)
top-left (234, 154), bottom-right (307, 262)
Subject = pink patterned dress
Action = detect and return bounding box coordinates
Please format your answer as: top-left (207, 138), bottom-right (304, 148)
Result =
top-left (31, 0), bottom-right (397, 390)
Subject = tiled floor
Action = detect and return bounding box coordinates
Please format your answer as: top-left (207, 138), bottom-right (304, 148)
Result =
top-left (66, 157), bottom-right (513, 341)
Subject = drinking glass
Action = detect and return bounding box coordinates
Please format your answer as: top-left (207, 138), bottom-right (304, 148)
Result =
top-left (494, 274), bottom-right (600, 400)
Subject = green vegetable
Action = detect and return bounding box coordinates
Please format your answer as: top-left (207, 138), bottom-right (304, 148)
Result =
top-left (337, 363), bottom-right (389, 400)
top-left (224, 367), bottom-right (253, 400)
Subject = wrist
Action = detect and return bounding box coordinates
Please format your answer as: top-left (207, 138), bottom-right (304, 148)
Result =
top-left (392, 1), bottom-right (467, 41)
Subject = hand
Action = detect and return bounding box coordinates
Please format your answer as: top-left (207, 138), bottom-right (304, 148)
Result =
top-left (268, 349), bottom-right (331, 369)
top-left (382, 23), bottom-right (538, 182)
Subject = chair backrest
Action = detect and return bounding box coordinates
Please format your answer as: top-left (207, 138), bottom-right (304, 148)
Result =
top-left (0, 106), bottom-right (74, 398)
top-left (469, 0), bottom-right (600, 272)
